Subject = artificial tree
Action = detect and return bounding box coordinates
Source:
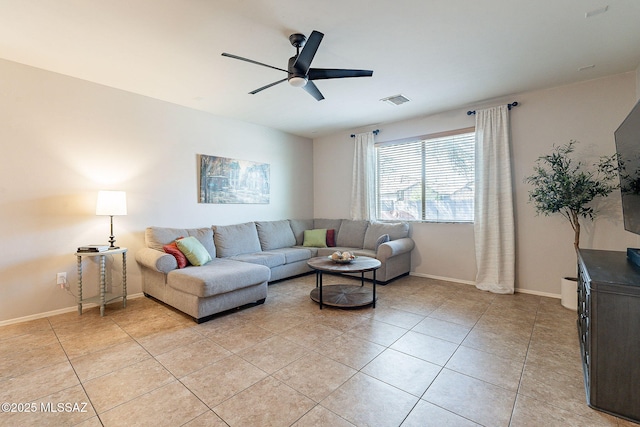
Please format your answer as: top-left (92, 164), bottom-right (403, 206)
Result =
top-left (525, 140), bottom-right (619, 251)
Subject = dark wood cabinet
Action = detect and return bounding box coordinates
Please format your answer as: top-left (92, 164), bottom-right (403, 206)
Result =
top-left (577, 249), bottom-right (640, 423)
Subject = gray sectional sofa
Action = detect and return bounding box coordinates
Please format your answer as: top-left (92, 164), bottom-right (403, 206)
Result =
top-left (135, 219), bottom-right (414, 322)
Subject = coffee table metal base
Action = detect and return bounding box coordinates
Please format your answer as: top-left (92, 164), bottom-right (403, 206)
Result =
top-left (310, 285), bottom-right (377, 308)
top-left (307, 256), bottom-right (381, 310)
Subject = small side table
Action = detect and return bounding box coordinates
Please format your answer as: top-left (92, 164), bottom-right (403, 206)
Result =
top-left (75, 248), bottom-right (127, 316)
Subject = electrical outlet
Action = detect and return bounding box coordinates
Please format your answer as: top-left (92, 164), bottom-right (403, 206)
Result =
top-left (57, 272), bottom-right (67, 289)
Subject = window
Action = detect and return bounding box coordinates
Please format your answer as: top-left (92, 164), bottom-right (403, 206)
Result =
top-left (375, 128), bottom-right (475, 222)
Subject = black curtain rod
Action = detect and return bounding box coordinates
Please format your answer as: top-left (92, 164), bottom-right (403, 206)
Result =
top-left (350, 129), bottom-right (379, 138)
top-left (467, 101), bottom-right (518, 116)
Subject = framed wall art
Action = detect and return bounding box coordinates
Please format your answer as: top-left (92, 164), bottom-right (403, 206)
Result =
top-left (199, 154), bottom-right (270, 204)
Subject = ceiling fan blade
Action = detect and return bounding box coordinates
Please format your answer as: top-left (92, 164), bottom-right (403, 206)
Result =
top-left (308, 68), bottom-right (374, 80)
top-left (293, 30), bottom-right (323, 74)
top-left (221, 53), bottom-right (289, 73)
top-left (249, 78), bottom-right (288, 94)
top-left (302, 81), bottom-right (325, 101)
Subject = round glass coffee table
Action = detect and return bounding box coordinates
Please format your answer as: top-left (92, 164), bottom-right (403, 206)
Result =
top-left (307, 256), bottom-right (381, 309)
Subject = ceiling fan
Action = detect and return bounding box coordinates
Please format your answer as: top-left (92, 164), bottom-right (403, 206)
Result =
top-left (221, 30), bottom-right (373, 101)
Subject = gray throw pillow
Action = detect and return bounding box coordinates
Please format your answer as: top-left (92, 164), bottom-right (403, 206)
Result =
top-left (363, 222), bottom-right (409, 250)
top-left (375, 234), bottom-right (390, 251)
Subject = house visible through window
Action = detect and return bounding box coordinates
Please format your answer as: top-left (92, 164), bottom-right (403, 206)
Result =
top-left (375, 128), bottom-right (475, 222)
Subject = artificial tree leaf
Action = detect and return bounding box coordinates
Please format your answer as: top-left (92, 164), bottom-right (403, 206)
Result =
top-left (524, 140), bottom-right (619, 248)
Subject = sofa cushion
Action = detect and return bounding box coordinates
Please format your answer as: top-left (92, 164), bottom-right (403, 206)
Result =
top-left (316, 246), bottom-right (361, 257)
top-left (314, 218), bottom-right (343, 232)
top-left (363, 222), bottom-right (410, 250)
top-left (176, 236), bottom-right (212, 266)
top-left (256, 220), bottom-right (296, 251)
top-left (303, 229), bottom-right (327, 248)
top-left (293, 245), bottom-right (319, 258)
top-left (213, 222), bottom-right (261, 257)
top-left (229, 252), bottom-right (286, 268)
top-left (317, 247), bottom-right (377, 258)
top-left (289, 219), bottom-right (314, 246)
top-left (267, 247), bottom-right (313, 264)
top-left (146, 227), bottom-right (216, 258)
top-left (337, 219), bottom-right (369, 248)
top-left (167, 259), bottom-right (270, 298)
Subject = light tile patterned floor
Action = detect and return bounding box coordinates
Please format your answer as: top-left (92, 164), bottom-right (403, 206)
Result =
top-left (0, 274), bottom-right (637, 426)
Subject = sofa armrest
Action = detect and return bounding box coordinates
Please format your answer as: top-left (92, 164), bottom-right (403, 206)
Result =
top-left (376, 238), bottom-right (415, 263)
top-left (135, 247), bottom-right (177, 274)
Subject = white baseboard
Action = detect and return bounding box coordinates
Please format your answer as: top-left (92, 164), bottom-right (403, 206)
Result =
top-left (409, 272), bottom-right (561, 299)
top-left (410, 272), bottom-right (475, 286)
top-left (0, 293), bottom-right (145, 327)
top-left (514, 288), bottom-right (561, 299)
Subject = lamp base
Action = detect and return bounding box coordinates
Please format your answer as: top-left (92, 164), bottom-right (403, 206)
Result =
top-left (107, 221), bottom-right (118, 249)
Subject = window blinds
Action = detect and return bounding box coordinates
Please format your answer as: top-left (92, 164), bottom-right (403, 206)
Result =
top-left (376, 130), bottom-right (475, 222)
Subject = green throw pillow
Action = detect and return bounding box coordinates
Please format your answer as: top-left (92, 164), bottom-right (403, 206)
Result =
top-left (176, 236), bottom-right (212, 266)
top-left (303, 228), bottom-right (328, 248)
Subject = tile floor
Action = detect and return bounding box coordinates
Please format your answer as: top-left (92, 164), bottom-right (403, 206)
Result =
top-left (1, 274), bottom-right (637, 427)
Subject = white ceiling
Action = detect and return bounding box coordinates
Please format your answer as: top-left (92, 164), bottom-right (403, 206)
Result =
top-left (1, 1), bottom-right (639, 138)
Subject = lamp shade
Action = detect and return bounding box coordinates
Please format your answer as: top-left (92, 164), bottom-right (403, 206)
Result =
top-left (96, 191), bottom-right (127, 216)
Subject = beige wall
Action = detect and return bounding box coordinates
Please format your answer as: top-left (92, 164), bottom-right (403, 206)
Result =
top-left (3, 60), bottom-right (638, 323)
top-left (314, 72), bottom-right (640, 296)
top-left (0, 59), bottom-right (313, 323)
top-left (637, 63), bottom-right (640, 100)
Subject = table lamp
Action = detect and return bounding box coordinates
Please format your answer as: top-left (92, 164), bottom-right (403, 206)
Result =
top-left (96, 190), bottom-right (127, 249)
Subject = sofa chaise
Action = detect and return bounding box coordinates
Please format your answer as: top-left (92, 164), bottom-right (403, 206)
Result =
top-left (135, 219), bottom-right (414, 322)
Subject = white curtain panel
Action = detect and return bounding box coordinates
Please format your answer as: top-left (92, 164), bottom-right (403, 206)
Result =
top-left (474, 105), bottom-right (515, 294)
top-left (350, 131), bottom-right (376, 220)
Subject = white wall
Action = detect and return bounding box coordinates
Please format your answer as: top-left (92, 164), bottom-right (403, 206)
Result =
top-left (0, 59), bottom-right (313, 323)
top-left (314, 72), bottom-right (640, 296)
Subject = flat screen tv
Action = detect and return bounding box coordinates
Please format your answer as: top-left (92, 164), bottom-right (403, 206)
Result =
top-left (615, 99), bottom-right (640, 236)
top-left (614, 99), bottom-right (640, 266)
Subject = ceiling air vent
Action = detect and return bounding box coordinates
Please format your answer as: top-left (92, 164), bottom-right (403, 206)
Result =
top-left (380, 94), bottom-right (410, 106)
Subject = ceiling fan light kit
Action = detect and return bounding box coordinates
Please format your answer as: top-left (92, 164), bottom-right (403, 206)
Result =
top-left (288, 76), bottom-right (308, 87)
top-left (222, 30), bottom-right (373, 101)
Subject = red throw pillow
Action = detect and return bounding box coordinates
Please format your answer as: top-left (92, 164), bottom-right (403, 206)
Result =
top-left (326, 229), bottom-right (336, 247)
top-left (163, 240), bottom-right (189, 268)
